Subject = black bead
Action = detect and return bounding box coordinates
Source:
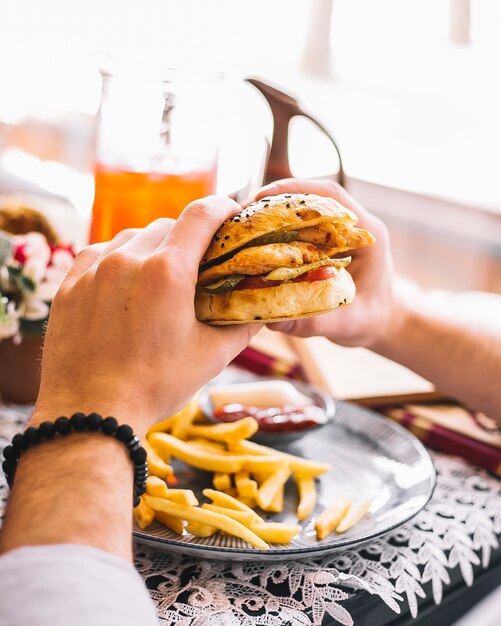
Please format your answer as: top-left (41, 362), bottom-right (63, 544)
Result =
top-left (39, 421), bottom-right (56, 439)
top-left (116, 424), bottom-right (134, 443)
top-left (136, 483), bottom-right (147, 496)
top-left (70, 412), bottom-right (87, 432)
top-left (3, 445), bottom-right (18, 462)
top-left (11, 433), bottom-right (24, 451)
top-left (55, 416), bottom-right (71, 435)
top-left (133, 495), bottom-right (140, 508)
top-left (23, 427), bottom-right (41, 446)
top-left (102, 416), bottom-right (118, 435)
top-left (129, 444), bottom-right (142, 458)
top-left (127, 435), bottom-right (141, 450)
top-left (2, 459), bottom-right (14, 474)
top-left (134, 468), bottom-right (148, 479)
top-left (131, 447), bottom-right (147, 465)
top-left (87, 413), bottom-right (103, 431)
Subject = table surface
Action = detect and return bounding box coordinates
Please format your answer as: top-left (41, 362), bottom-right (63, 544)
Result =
top-left (1, 400), bottom-right (500, 626)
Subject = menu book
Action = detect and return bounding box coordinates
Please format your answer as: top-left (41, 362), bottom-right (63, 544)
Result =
top-left (290, 336), bottom-right (443, 406)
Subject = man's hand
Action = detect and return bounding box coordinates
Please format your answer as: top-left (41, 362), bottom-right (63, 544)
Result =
top-left (36, 196), bottom-right (260, 437)
top-left (253, 179), bottom-right (400, 348)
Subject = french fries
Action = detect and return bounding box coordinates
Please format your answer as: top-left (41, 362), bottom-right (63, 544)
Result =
top-left (144, 495), bottom-right (269, 549)
top-left (249, 522), bottom-right (301, 544)
top-left (265, 485), bottom-right (284, 513)
top-left (256, 466), bottom-right (291, 510)
top-left (187, 417), bottom-right (258, 444)
top-left (232, 439), bottom-right (331, 479)
top-left (296, 477), bottom-right (317, 521)
top-left (202, 504), bottom-right (257, 525)
top-left (149, 432), bottom-right (246, 473)
top-left (164, 489), bottom-right (199, 506)
top-left (315, 497), bottom-right (351, 540)
top-left (213, 472), bottom-right (232, 491)
top-left (143, 439), bottom-right (174, 478)
top-left (186, 522), bottom-right (216, 537)
top-left (171, 395), bottom-right (203, 440)
top-left (138, 395), bottom-right (372, 549)
top-left (155, 510), bottom-right (185, 534)
top-left (133, 496), bottom-right (155, 529)
top-left (202, 489), bottom-right (261, 518)
top-left (146, 476), bottom-right (170, 498)
top-left (235, 471), bottom-right (258, 499)
top-left (336, 500), bottom-right (371, 533)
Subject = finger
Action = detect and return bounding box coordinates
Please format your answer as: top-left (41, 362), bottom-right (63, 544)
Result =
top-left (209, 323), bottom-right (263, 367)
top-left (159, 195), bottom-right (242, 274)
top-left (266, 316), bottom-right (324, 338)
top-left (103, 229), bottom-right (141, 254)
top-left (65, 243), bottom-right (107, 282)
top-left (121, 218), bottom-right (176, 254)
top-left (253, 179), bottom-right (373, 226)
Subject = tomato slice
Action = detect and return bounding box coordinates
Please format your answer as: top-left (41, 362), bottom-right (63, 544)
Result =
top-left (303, 266), bottom-right (338, 282)
top-left (233, 266), bottom-right (337, 291)
top-left (234, 277), bottom-right (282, 290)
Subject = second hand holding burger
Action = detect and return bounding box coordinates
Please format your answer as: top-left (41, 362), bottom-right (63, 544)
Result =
top-left (195, 193), bottom-right (375, 325)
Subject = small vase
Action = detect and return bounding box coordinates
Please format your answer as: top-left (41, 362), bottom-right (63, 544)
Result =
top-left (0, 334), bottom-right (43, 404)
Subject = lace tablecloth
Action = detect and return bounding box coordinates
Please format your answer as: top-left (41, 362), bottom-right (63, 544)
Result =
top-left (1, 402), bottom-right (500, 626)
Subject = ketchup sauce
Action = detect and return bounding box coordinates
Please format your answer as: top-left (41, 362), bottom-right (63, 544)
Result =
top-left (213, 404), bottom-right (327, 433)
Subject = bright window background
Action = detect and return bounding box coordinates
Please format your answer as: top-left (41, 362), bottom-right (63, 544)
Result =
top-left (0, 0), bottom-right (500, 210)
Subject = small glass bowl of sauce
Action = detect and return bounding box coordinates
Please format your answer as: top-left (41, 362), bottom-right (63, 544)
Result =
top-left (199, 379), bottom-right (335, 446)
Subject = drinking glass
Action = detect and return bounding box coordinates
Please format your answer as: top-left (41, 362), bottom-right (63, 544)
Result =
top-left (90, 63), bottom-right (221, 242)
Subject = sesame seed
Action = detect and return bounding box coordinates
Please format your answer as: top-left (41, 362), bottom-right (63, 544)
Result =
top-left (286, 203), bottom-right (291, 208)
top-left (261, 198), bottom-right (270, 202)
top-left (221, 243), bottom-right (225, 248)
top-left (224, 235), bottom-right (230, 240)
top-left (300, 200), bottom-right (306, 204)
top-left (296, 212), bottom-right (301, 217)
top-left (255, 316), bottom-right (262, 320)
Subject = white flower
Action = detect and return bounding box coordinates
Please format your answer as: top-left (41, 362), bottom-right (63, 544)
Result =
top-left (51, 248), bottom-right (74, 272)
top-left (23, 232), bottom-right (52, 267)
top-left (35, 264), bottom-right (67, 301)
top-left (19, 297), bottom-right (50, 321)
top-left (0, 299), bottom-right (20, 341)
top-left (23, 256), bottom-right (48, 284)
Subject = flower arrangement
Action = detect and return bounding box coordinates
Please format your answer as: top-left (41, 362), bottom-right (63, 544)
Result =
top-left (0, 231), bottom-right (76, 343)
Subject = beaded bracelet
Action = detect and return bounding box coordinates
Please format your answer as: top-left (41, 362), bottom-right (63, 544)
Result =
top-left (1, 413), bottom-right (148, 507)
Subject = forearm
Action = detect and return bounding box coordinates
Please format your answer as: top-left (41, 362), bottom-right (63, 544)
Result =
top-left (372, 293), bottom-right (501, 419)
top-left (0, 420), bottom-right (135, 560)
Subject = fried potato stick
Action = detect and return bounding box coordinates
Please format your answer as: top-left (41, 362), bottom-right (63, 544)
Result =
top-left (336, 500), bottom-right (371, 533)
top-left (144, 495), bottom-right (268, 549)
top-left (143, 439), bottom-right (174, 478)
top-left (233, 439), bottom-right (330, 479)
top-left (133, 496), bottom-right (155, 529)
top-left (296, 477), bottom-right (317, 521)
top-left (256, 466), bottom-right (291, 510)
top-left (149, 433), bottom-right (245, 473)
top-left (155, 510), bottom-right (184, 534)
top-left (315, 497), bottom-right (351, 540)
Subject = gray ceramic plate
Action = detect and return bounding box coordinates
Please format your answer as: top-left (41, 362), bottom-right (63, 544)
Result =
top-left (133, 401), bottom-right (436, 561)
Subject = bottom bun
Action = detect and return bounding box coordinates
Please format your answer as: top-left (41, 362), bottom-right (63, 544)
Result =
top-left (195, 267), bottom-right (356, 325)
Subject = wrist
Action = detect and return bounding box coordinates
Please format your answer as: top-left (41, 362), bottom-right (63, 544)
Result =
top-left (367, 283), bottom-right (415, 358)
top-left (33, 389), bottom-right (150, 439)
